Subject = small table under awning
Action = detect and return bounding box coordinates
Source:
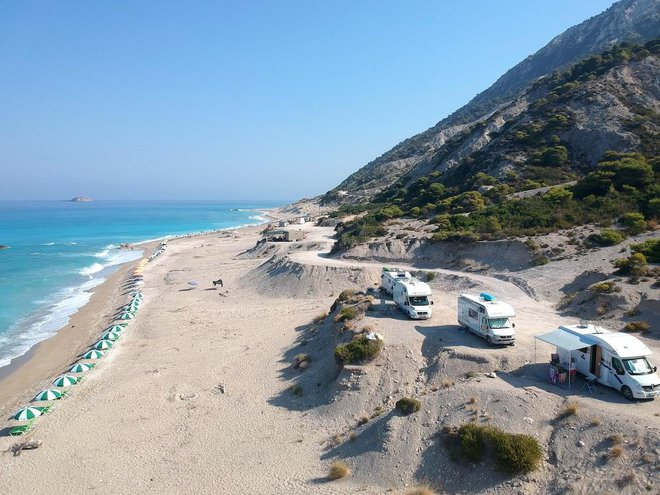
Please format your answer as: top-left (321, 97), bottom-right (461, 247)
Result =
top-left (535, 330), bottom-right (593, 388)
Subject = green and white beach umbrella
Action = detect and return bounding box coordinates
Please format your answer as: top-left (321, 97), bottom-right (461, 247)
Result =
top-left (34, 389), bottom-right (62, 401)
top-left (83, 349), bottom-right (104, 359)
top-left (105, 325), bottom-right (125, 333)
top-left (117, 312), bottom-right (135, 320)
top-left (94, 339), bottom-right (114, 350)
top-left (14, 407), bottom-right (42, 421)
top-left (53, 375), bottom-right (78, 387)
top-left (70, 362), bottom-right (93, 373)
top-left (101, 331), bottom-right (121, 341)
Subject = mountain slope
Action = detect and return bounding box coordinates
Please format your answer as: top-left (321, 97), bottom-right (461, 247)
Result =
top-left (324, 0), bottom-right (659, 203)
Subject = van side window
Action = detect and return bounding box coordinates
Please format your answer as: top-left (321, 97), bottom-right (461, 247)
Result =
top-left (479, 307), bottom-right (485, 313)
top-left (612, 357), bottom-right (624, 374)
top-left (468, 309), bottom-right (478, 320)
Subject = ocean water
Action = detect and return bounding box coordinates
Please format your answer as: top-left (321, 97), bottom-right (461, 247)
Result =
top-left (0, 200), bottom-right (283, 369)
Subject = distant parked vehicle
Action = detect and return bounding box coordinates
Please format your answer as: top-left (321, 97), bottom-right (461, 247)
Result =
top-left (457, 293), bottom-right (516, 345)
top-left (380, 268), bottom-right (433, 319)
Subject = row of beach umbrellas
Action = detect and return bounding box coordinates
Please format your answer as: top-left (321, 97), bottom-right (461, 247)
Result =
top-left (12, 276), bottom-right (146, 425)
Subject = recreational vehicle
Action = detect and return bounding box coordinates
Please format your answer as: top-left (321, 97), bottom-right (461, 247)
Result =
top-left (457, 293), bottom-right (516, 345)
top-left (380, 268), bottom-right (433, 319)
top-left (537, 322), bottom-right (660, 400)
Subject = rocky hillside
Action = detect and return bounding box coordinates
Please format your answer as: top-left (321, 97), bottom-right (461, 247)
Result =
top-left (323, 0), bottom-right (659, 203)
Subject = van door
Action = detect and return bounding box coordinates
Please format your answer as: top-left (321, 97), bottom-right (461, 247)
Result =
top-left (608, 357), bottom-right (625, 389)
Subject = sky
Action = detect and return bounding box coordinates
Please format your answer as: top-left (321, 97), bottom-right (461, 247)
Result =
top-left (0, 0), bottom-right (617, 201)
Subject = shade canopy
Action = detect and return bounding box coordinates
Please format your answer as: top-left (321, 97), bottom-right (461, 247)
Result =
top-left (117, 312), bottom-right (135, 320)
top-left (94, 339), bottom-right (114, 350)
top-left (70, 362), bottom-right (93, 373)
top-left (34, 389), bottom-right (62, 401)
top-left (101, 331), bottom-right (121, 341)
top-left (535, 329), bottom-right (591, 351)
top-left (83, 350), bottom-right (104, 359)
top-left (53, 375), bottom-right (77, 387)
top-left (105, 325), bottom-right (125, 333)
top-left (14, 407), bottom-right (42, 421)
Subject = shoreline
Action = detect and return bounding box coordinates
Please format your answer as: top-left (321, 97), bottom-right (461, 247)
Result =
top-left (0, 210), bottom-right (277, 419)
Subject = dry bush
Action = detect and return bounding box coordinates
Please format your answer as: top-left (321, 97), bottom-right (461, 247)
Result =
top-left (337, 289), bottom-right (355, 302)
top-left (641, 453), bottom-right (654, 464)
top-left (618, 471), bottom-right (636, 486)
top-left (362, 324), bottom-right (376, 333)
top-left (356, 415), bottom-right (369, 426)
top-left (292, 353), bottom-right (311, 369)
top-left (607, 445), bottom-right (623, 461)
top-left (371, 406), bottom-right (384, 419)
top-left (623, 321), bottom-right (650, 333)
top-left (608, 434), bottom-right (623, 445)
top-left (313, 312), bottom-right (327, 323)
top-left (406, 485), bottom-right (435, 495)
top-left (559, 402), bottom-right (578, 419)
top-left (328, 460), bottom-right (350, 480)
top-left (589, 417), bottom-right (602, 426)
top-left (468, 396), bottom-right (478, 404)
top-left (441, 378), bottom-right (454, 389)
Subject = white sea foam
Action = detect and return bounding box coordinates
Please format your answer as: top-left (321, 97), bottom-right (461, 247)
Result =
top-left (95, 249), bottom-right (110, 259)
top-left (43, 242), bottom-right (56, 246)
top-left (0, 246), bottom-right (144, 370)
top-left (0, 278), bottom-right (105, 369)
top-left (79, 262), bottom-right (105, 276)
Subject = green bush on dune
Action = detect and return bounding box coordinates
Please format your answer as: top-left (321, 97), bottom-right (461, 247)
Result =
top-left (335, 335), bottom-right (383, 364)
top-left (445, 424), bottom-right (543, 474)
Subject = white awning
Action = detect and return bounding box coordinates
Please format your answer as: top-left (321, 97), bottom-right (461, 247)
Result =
top-left (535, 329), bottom-right (592, 351)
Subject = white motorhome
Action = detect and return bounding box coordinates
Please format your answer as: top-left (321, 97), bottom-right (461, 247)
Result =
top-left (538, 322), bottom-right (660, 400)
top-left (457, 293), bottom-right (516, 345)
top-left (380, 268), bottom-right (433, 319)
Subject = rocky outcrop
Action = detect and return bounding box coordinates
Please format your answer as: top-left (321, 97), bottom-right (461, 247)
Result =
top-left (324, 0), bottom-right (659, 202)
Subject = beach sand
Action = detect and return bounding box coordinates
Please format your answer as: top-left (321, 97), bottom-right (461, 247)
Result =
top-left (0, 223), bottom-right (348, 493)
top-left (1, 219), bottom-right (658, 494)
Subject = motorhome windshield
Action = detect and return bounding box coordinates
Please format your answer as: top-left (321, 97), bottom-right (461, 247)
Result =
top-left (489, 318), bottom-right (511, 329)
top-left (623, 357), bottom-right (654, 376)
top-left (409, 296), bottom-right (429, 306)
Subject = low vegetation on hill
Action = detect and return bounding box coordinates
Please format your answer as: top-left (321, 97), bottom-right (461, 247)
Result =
top-left (330, 39), bottom-right (659, 253)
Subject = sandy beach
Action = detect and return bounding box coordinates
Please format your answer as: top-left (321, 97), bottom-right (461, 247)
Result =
top-left (1, 217), bottom-right (658, 494)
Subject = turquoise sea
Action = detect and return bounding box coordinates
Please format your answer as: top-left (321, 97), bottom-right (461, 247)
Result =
top-left (0, 200), bottom-right (283, 368)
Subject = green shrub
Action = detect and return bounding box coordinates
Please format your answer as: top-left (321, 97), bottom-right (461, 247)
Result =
top-left (591, 281), bottom-right (618, 294)
top-left (447, 424), bottom-right (543, 474)
top-left (613, 253), bottom-right (648, 276)
top-left (336, 306), bottom-right (358, 322)
top-left (589, 229), bottom-right (625, 246)
top-left (623, 321), bottom-right (650, 333)
top-left (335, 335), bottom-right (384, 364)
top-left (458, 423), bottom-right (485, 461)
top-left (488, 429), bottom-right (544, 474)
top-left (631, 239), bottom-right (660, 263)
top-left (337, 289), bottom-right (356, 302)
top-left (426, 271), bottom-right (437, 281)
top-left (395, 397), bottom-right (421, 415)
top-left (619, 212), bottom-right (647, 235)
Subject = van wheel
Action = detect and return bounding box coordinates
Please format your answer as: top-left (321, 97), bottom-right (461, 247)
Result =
top-left (621, 386), bottom-right (634, 401)
top-left (486, 336), bottom-right (493, 345)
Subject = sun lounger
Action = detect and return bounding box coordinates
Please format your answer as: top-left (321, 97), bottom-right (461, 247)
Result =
top-left (35, 404), bottom-right (54, 414)
top-left (9, 420), bottom-right (36, 436)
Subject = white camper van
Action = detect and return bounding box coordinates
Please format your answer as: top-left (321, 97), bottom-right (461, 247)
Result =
top-left (457, 293), bottom-right (516, 345)
top-left (380, 268), bottom-right (433, 319)
top-left (539, 322), bottom-right (660, 400)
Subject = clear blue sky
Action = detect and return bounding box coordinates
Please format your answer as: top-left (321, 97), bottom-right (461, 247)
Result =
top-left (0, 0), bottom-right (615, 201)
